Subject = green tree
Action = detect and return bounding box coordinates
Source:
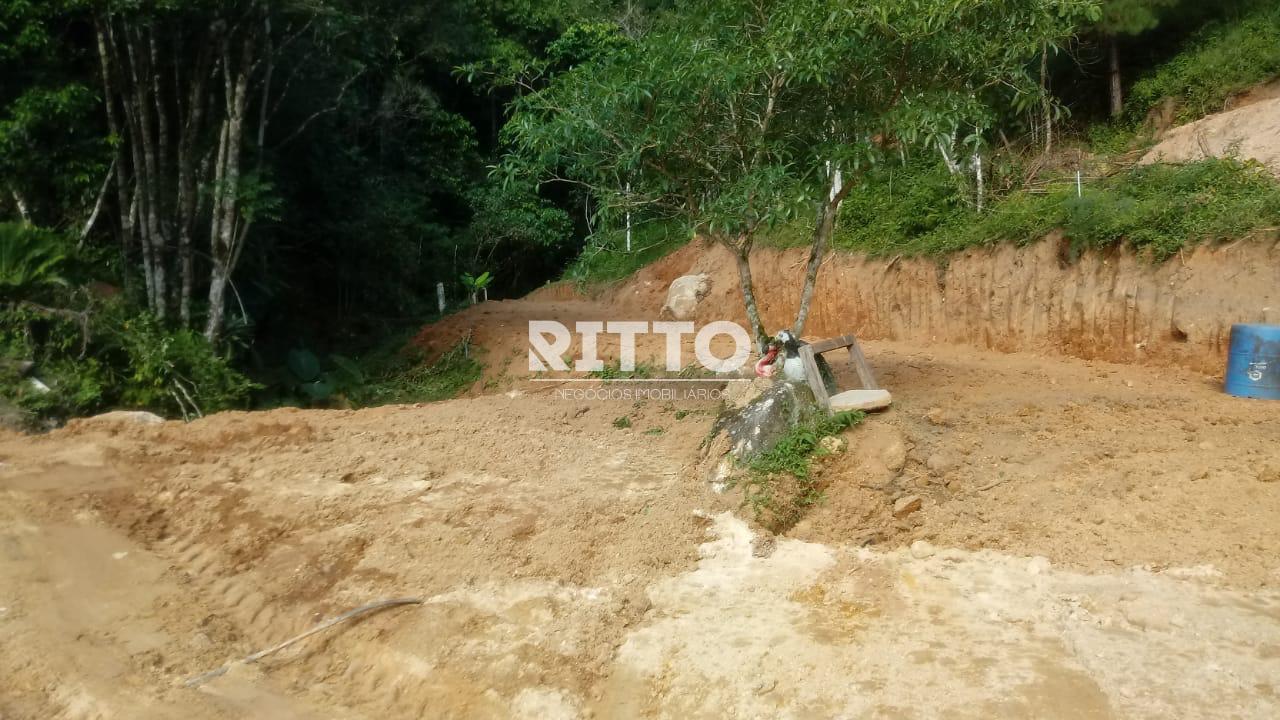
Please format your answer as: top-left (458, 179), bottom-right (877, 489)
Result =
top-left (506, 0), bottom-right (1097, 347)
top-left (1097, 0), bottom-right (1180, 116)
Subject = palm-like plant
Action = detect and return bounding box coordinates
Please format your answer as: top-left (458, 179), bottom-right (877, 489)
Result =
top-left (0, 222), bottom-right (67, 300)
top-left (460, 271), bottom-right (492, 304)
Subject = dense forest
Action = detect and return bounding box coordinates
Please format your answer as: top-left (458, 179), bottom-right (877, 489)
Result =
top-left (2, 0), bottom-right (1278, 424)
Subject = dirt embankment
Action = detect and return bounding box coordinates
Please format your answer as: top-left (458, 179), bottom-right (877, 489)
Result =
top-left (577, 232), bottom-right (1280, 375)
top-left (1141, 78), bottom-right (1280, 175)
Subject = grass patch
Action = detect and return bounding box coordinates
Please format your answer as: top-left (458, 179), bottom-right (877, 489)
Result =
top-left (819, 157), bottom-right (1280, 261)
top-left (350, 338), bottom-right (483, 406)
top-left (588, 360), bottom-right (656, 380)
top-left (612, 415), bottom-right (632, 429)
top-left (562, 218), bottom-right (689, 286)
top-left (1127, 2), bottom-right (1280, 125)
top-left (735, 410), bottom-right (864, 530)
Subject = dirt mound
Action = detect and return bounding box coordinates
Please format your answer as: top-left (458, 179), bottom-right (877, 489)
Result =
top-left (2, 355), bottom-right (1279, 718)
top-left (1142, 81), bottom-right (1280, 175)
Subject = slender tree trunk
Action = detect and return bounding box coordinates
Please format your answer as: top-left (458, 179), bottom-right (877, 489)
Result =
top-left (793, 168), bottom-right (848, 337)
top-left (148, 28), bottom-right (176, 313)
top-left (9, 188), bottom-right (31, 225)
top-left (95, 18), bottom-right (135, 290)
top-left (1108, 34), bottom-right (1123, 118)
top-left (725, 235), bottom-right (766, 352)
top-left (116, 22), bottom-right (158, 315)
top-left (206, 119), bottom-right (230, 342)
top-left (205, 31), bottom-right (254, 343)
top-left (176, 35), bottom-right (212, 328)
top-left (1041, 41), bottom-right (1053, 154)
top-left (126, 25), bottom-right (167, 319)
top-left (78, 161), bottom-right (115, 246)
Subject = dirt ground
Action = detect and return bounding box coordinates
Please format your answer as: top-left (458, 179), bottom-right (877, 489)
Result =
top-left (3, 291), bottom-right (1280, 719)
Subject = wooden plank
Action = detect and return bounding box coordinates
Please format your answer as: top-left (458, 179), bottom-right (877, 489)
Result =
top-left (806, 334), bottom-right (856, 355)
top-left (798, 345), bottom-right (832, 411)
top-left (847, 339), bottom-right (879, 390)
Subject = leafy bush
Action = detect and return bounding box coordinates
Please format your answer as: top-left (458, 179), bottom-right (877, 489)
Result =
top-left (834, 160), bottom-right (969, 251)
top-left (0, 222), bottom-right (68, 299)
top-left (0, 300), bottom-right (255, 425)
top-left (1126, 3), bottom-right (1280, 123)
top-left (109, 313), bottom-right (256, 419)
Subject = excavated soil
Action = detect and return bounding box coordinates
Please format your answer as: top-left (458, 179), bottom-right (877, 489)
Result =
top-left (4, 237), bottom-right (1280, 718)
top-left (4, 320), bottom-right (1280, 718)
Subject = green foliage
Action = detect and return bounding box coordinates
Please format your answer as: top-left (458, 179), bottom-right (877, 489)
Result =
top-left (823, 160), bottom-right (969, 253)
top-left (825, 157), bottom-right (1280, 261)
top-left (461, 271), bottom-right (493, 292)
top-left (748, 411), bottom-right (864, 480)
top-left (1096, 0), bottom-right (1178, 35)
top-left (110, 314), bottom-right (257, 419)
top-left (588, 359), bottom-right (655, 380)
top-left (347, 339), bottom-right (483, 406)
top-left (612, 415), bottom-right (632, 429)
top-left (0, 222), bottom-right (67, 298)
top-left (563, 218), bottom-right (687, 286)
top-left (0, 300), bottom-right (255, 424)
top-left (1126, 3), bottom-right (1280, 122)
top-left (287, 348), bottom-right (323, 383)
top-left (735, 410), bottom-right (864, 529)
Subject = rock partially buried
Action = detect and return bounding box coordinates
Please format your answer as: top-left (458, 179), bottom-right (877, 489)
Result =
top-left (76, 410), bottom-right (166, 426)
top-left (893, 495), bottom-right (923, 518)
top-left (660, 273), bottom-right (711, 321)
top-left (699, 381), bottom-right (822, 488)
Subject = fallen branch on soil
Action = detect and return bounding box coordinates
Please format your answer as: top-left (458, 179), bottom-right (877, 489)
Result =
top-left (976, 477), bottom-right (1010, 492)
top-left (183, 597), bottom-right (423, 688)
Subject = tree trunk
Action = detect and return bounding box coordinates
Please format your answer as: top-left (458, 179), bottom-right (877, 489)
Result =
top-left (176, 34), bottom-right (212, 328)
top-left (126, 25), bottom-right (167, 319)
top-left (95, 18), bottom-right (134, 273)
top-left (9, 188), bottom-right (31, 225)
top-left (1041, 41), bottom-right (1053, 154)
top-left (205, 31), bottom-right (254, 344)
top-left (1108, 34), bottom-right (1123, 118)
top-left (726, 236), bottom-right (767, 352)
top-left (793, 169), bottom-right (848, 337)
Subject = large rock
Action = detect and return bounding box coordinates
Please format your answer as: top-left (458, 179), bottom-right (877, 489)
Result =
top-left (699, 381), bottom-right (822, 489)
top-left (660, 273), bottom-right (710, 321)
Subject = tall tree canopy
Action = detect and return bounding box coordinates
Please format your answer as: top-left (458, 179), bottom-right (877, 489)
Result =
top-left (505, 0), bottom-right (1099, 346)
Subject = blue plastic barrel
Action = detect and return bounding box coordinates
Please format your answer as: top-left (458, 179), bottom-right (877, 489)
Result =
top-left (1224, 324), bottom-right (1280, 400)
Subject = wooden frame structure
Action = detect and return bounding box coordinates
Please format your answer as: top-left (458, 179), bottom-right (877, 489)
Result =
top-left (798, 334), bottom-right (878, 412)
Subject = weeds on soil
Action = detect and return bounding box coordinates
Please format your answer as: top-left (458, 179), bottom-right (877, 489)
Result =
top-left (734, 410), bottom-right (864, 530)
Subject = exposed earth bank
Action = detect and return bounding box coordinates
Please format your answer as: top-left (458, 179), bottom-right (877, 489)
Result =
top-left (524, 232), bottom-right (1280, 375)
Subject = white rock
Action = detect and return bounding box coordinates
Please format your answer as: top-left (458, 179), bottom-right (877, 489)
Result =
top-left (1026, 556), bottom-right (1052, 575)
top-left (829, 388), bottom-right (893, 412)
top-left (909, 540), bottom-right (936, 559)
top-left (84, 410), bottom-right (165, 425)
top-left (661, 273), bottom-right (711, 320)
